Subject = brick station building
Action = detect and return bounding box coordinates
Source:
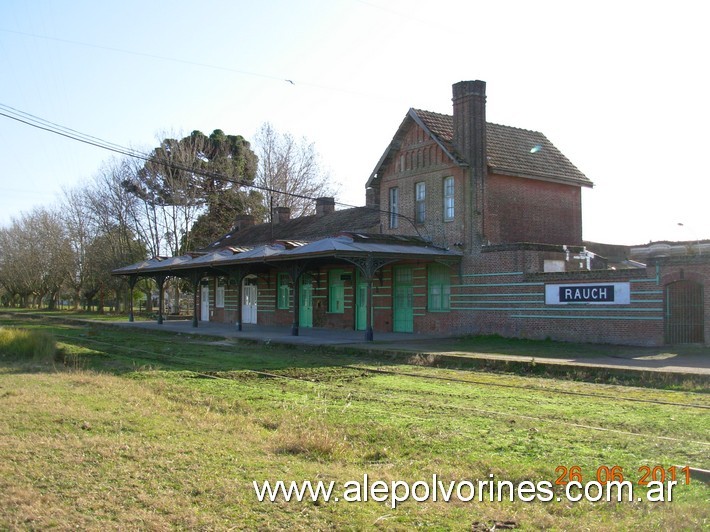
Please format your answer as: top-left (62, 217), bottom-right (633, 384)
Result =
top-left (114, 80), bottom-right (709, 346)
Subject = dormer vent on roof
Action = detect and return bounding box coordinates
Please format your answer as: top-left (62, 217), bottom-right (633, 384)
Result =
top-left (315, 197), bottom-right (335, 217)
top-left (271, 206), bottom-right (291, 225)
top-left (233, 214), bottom-right (255, 231)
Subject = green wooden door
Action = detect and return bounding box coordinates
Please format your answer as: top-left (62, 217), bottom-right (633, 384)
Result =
top-left (299, 276), bottom-right (313, 328)
top-left (355, 271), bottom-right (368, 331)
top-left (393, 266), bottom-right (413, 333)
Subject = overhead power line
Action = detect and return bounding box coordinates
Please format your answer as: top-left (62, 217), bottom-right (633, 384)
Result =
top-left (0, 103), bottom-right (313, 200)
top-left (0, 103), bottom-right (427, 239)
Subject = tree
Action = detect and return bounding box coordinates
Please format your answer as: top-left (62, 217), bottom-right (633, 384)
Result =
top-left (61, 185), bottom-right (98, 309)
top-left (123, 129), bottom-right (261, 255)
top-left (81, 229), bottom-right (145, 313)
top-left (0, 283), bottom-right (10, 307)
top-left (86, 158), bottom-right (145, 259)
top-left (188, 188), bottom-right (264, 250)
top-left (118, 129), bottom-right (260, 314)
top-left (0, 226), bottom-right (33, 306)
top-left (82, 160), bottom-right (148, 312)
top-left (254, 123), bottom-right (338, 219)
top-left (0, 208), bottom-right (73, 309)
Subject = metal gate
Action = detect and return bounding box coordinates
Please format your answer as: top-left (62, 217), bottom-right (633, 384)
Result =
top-left (665, 280), bottom-right (704, 344)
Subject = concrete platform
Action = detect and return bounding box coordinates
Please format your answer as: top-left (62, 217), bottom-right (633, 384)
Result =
top-left (113, 319), bottom-right (710, 378)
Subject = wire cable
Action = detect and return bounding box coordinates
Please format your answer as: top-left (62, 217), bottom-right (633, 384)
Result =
top-left (0, 103), bottom-right (429, 240)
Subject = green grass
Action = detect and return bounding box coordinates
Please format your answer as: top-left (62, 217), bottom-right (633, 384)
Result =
top-left (0, 326), bottom-right (56, 363)
top-left (421, 332), bottom-right (710, 360)
top-left (1, 307), bottom-right (153, 322)
top-left (0, 314), bottom-right (708, 529)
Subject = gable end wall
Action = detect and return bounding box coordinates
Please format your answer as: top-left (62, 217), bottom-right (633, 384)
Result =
top-left (484, 173), bottom-right (583, 245)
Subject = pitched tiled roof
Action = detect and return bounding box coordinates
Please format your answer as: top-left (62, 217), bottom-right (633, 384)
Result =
top-left (486, 122), bottom-right (591, 186)
top-left (201, 206), bottom-right (381, 251)
top-left (372, 109), bottom-right (592, 188)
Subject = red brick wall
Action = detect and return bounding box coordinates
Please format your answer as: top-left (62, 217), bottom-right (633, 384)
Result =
top-left (484, 173), bottom-right (582, 245)
top-left (201, 253), bottom-right (710, 346)
top-left (377, 123), bottom-right (584, 251)
top-left (443, 252), bottom-right (667, 346)
top-left (658, 259), bottom-right (710, 344)
top-left (378, 121), bottom-right (469, 250)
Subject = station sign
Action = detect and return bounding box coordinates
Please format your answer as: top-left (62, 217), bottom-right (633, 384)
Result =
top-left (545, 282), bottom-right (630, 305)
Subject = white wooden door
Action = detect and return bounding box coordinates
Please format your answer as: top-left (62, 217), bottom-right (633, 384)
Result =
top-left (242, 278), bottom-right (258, 324)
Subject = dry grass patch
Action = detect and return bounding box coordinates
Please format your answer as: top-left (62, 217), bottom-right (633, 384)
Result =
top-left (0, 326), bottom-right (56, 363)
top-left (272, 416), bottom-right (349, 461)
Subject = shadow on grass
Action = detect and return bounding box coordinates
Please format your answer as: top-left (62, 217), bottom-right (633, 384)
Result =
top-left (2, 312), bottom-right (708, 392)
top-left (420, 333), bottom-right (710, 359)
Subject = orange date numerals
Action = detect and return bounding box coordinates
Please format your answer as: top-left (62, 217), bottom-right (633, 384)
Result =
top-left (556, 465), bottom-right (692, 486)
top-left (555, 465), bottom-right (582, 485)
top-left (638, 465), bottom-right (691, 485)
top-left (595, 465), bottom-right (624, 483)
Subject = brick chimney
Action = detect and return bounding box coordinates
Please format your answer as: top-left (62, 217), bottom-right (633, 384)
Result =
top-left (452, 80), bottom-right (487, 247)
top-left (233, 214), bottom-right (255, 231)
top-left (271, 206), bottom-right (291, 225)
top-left (315, 197), bottom-right (335, 217)
top-left (452, 80), bottom-right (486, 174)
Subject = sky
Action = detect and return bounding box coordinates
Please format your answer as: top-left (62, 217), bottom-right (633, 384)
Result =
top-left (0, 0), bottom-right (707, 245)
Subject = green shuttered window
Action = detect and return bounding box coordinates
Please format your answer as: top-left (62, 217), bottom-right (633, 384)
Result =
top-left (428, 264), bottom-right (451, 311)
top-left (329, 270), bottom-right (345, 313)
top-left (277, 273), bottom-right (290, 309)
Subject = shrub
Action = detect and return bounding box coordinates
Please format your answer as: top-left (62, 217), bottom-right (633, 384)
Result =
top-left (0, 327), bottom-right (56, 364)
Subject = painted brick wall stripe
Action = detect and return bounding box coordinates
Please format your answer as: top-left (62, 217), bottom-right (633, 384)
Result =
top-left (450, 292), bottom-right (542, 298)
top-left (453, 299), bottom-right (545, 304)
top-left (461, 271), bottom-right (524, 277)
top-left (512, 314), bottom-right (664, 321)
top-left (455, 282), bottom-right (546, 288)
top-left (631, 290), bottom-right (664, 295)
top-left (451, 306), bottom-right (662, 312)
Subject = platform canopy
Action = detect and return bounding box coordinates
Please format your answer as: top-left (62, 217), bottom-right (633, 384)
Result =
top-left (111, 232), bottom-right (462, 279)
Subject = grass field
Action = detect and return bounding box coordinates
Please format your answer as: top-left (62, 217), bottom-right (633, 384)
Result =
top-left (0, 313), bottom-right (708, 530)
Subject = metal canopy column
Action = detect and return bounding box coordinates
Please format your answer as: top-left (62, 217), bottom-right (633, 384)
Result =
top-left (127, 275), bottom-right (137, 322)
top-left (284, 261), bottom-right (311, 336)
top-left (342, 255), bottom-right (396, 342)
top-left (187, 271), bottom-right (203, 328)
top-left (155, 274), bottom-right (167, 325)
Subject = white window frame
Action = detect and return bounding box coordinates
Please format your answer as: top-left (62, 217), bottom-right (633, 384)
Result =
top-left (216, 278), bottom-right (225, 308)
top-left (389, 187), bottom-right (399, 229)
top-left (415, 182), bottom-right (426, 224)
top-left (443, 176), bottom-right (454, 221)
